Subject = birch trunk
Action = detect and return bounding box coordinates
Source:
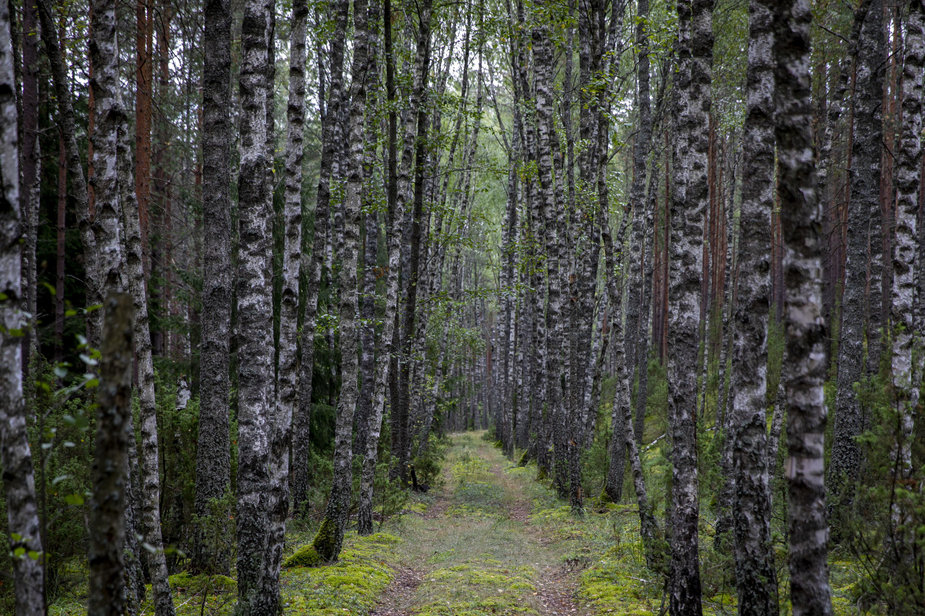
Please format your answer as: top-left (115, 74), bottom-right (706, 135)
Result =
top-left (234, 0), bottom-right (275, 610)
top-left (0, 9), bottom-right (45, 609)
top-left (313, 0), bottom-right (370, 562)
top-left (88, 294), bottom-right (133, 616)
top-left (292, 0), bottom-right (349, 514)
top-left (889, 0), bottom-right (922, 474)
top-left (829, 0), bottom-right (883, 515)
top-left (667, 0), bottom-right (712, 613)
top-left (193, 0), bottom-right (233, 575)
top-left (264, 0), bottom-right (307, 595)
top-left (531, 1), bottom-right (568, 501)
top-left (773, 0), bottom-right (833, 612)
top-left (729, 0), bottom-right (777, 611)
top-left (118, 121), bottom-right (175, 616)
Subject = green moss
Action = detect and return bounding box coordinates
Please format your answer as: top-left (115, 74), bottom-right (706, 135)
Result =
top-left (312, 516), bottom-right (339, 561)
top-left (168, 572), bottom-right (236, 594)
top-left (283, 544), bottom-right (324, 568)
top-left (283, 532), bottom-right (397, 615)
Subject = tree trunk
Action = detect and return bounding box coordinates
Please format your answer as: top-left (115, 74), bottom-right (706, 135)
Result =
top-left (889, 0), bottom-right (922, 475)
top-left (19, 0), bottom-right (39, 372)
top-left (292, 0), bottom-right (350, 515)
top-left (36, 0), bottom-right (100, 345)
top-left (313, 0), bottom-right (371, 562)
top-left (829, 0), bottom-right (883, 517)
top-left (88, 294), bottom-right (134, 616)
top-left (667, 0), bottom-right (712, 612)
top-left (118, 125), bottom-right (175, 616)
top-left (234, 0), bottom-right (275, 610)
top-left (729, 0), bottom-right (777, 611)
top-left (773, 0), bottom-right (834, 612)
top-left (192, 0), bottom-right (233, 575)
top-left (0, 9), bottom-right (45, 610)
top-left (392, 1), bottom-right (434, 483)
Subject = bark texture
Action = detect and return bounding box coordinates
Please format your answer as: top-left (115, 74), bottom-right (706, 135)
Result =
top-left (730, 0), bottom-right (777, 612)
top-left (193, 0), bottom-right (233, 575)
top-left (313, 0), bottom-right (371, 562)
top-left (88, 294), bottom-right (134, 616)
top-left (119, 122), bottom-right (175, 616)
top-left (829, 0), bottom-right (883, 514)
top-left (667, 0), bottom-right (712, 613)
top-left (234, 0), bottom-right (275, 610)
top-left (889, 0), bottom-right (923, 470)
top-left (773, 0), bottom-right (833, 612)
top-left (292, 0), bottom-right (350, 514)
top-left (0, 8), bottom-right (45, 609)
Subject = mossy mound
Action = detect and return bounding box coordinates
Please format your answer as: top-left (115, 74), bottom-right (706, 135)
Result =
top-left (282, 531), bottom-right (398, 615)
top-left (283, 544), bottom-right (324, 568)
top-left (168, 572), bottom-right (236, 594)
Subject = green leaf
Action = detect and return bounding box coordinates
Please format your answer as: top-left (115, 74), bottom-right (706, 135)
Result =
top-left (64, 493), bottom-right (84, 506)
top-left (13, 547), bottom-right (25, 558)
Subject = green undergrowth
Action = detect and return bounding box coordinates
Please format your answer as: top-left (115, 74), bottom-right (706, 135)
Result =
top-left (281, 531), bottom-right (400, 615)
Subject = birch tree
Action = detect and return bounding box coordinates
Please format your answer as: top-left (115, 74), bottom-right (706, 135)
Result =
top-left (0, 5), bottom-right (45, 611)
top-left (667, 0), bottom-right (712, 612)
top-left (312, 0), bottom-right (372, 562)
top-left (773, 0), bottom-right (833, 611)
top-left (234, 0), bottom-right (275, 609)
top-left (729, 0), bottom-right (776, 611)
top-left (193, 0), bottom-right (233, 574)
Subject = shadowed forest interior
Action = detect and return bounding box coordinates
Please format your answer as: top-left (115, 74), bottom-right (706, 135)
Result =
top-left (0, 0), bottom-right (923, 613)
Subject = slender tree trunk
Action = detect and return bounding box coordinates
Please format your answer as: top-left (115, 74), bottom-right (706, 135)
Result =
top-left (729, 0), bottom-right (777, 612)
top-left (313, 0), bottom-right (371, 562)
top-left (192, 0), bottom-right (233, 575)
top-left (37, 0), bottom-right (100, 345)
top-left (19, 0), bottom-right (38, 372)
top-left (0, 10), bottom-right (45, 610)
top-left (773, 0), bottom-right (834, 612)
top-left (234, 0), bottom-right (275, 610)
top-left (88, 294), bottom-right (133, 616)
top-left (268, 0), bottom-right (307, 588)
top-left (532, 0), bottom-right (568, 502)
top-left (135, 0), bottom-right (152, 283)
top-left (56, 134), bottom-right (65, 362)
top-left (392, 1), bottom-right (434, 483)
top-left (889, 0), bottom-right (922, 474)
top-left (829, 0), bottom-right (882, 518)
top-left (292, 0), bottom-right (350, 514)
top-left (118, 126), bottom-right (175, 616)
top-left (667, 0), bottom-right (712, 613)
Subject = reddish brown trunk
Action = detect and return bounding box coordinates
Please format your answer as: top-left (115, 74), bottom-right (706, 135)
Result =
top-left (135, 0), bottom-right (153, 283)
top-left (56, 133), bottom-right (66, 362)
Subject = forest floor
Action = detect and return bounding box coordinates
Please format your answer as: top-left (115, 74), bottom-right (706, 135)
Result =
top-left (48, 430), bottom-right (866, 615)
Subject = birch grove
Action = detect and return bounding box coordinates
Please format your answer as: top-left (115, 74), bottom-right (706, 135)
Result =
top-left (1, 0), bottom-right (924, 613)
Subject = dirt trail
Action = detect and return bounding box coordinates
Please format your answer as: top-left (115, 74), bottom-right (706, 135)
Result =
top-left (368, 433), bottom-right (591, 616)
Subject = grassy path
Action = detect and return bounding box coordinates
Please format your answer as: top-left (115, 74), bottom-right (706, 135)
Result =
top-left (367, 431), bottom-right (590, 616)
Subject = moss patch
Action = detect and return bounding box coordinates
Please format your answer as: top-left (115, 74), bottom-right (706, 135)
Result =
top-left (282, 532), bottom-right (399, 615)
top-left (282, 544), bottom-right (324, 568)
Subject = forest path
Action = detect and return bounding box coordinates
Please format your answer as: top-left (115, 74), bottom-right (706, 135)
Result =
top-left (369, 431), bottom-right (591, 616)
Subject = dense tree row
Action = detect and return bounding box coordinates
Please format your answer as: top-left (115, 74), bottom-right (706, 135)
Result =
top-left (0, 0), bottom-right (923, 613)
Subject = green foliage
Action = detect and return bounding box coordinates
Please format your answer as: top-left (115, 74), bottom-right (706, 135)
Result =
top-left (837, 372), bottom-right (925, 614)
